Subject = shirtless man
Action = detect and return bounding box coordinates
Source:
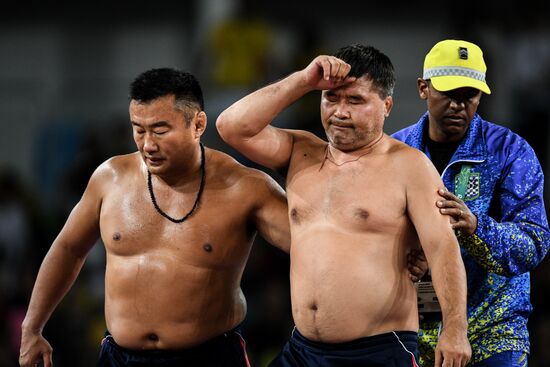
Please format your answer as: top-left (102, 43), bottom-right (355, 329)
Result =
top-left (19, 68), bottom-right (290, 367)
top-left (216, 44), bottom-right (471, 367)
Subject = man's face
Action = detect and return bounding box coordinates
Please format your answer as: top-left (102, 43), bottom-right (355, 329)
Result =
top-left (419, 79), bottom-right (482, 143)
top-left (129, 95), bottom-right (205, 175)
top-left (320, 76), bottom-right (393, 152)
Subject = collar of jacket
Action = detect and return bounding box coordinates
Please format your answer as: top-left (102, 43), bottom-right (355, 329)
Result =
top-left (403, 112), bottom-right (487, 163)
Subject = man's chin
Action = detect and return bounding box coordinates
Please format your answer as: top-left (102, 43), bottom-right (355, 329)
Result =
top-left (328, 133), bottom-right (350, 145)
top-left (443, 125), bottom-right (468, 138)
top-left (329, 134), bottom-right (364, 150)
top-left (145, 162), bottom-right (167, 175)
top-left (443, 118), bottom-right (468, 129)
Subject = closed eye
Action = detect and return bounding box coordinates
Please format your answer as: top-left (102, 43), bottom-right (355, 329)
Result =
top-left (132, 122), bottom-right (145, 134)
top-left (347, 94), bottom-right (365, 104)
top-left (323, 91), bottom-right (339, 102)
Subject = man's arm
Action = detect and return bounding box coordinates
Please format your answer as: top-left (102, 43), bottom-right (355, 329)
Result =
top-left (251, 171), bottom-right (291, 253)
top-left (404, 149), bottom-right (471, 367)
top-left (444, 144), bottom-right (550, 276)
top-left (19, 163), bottom-right (108, 367)
top-left (216, 55), bottom-right (354, 171)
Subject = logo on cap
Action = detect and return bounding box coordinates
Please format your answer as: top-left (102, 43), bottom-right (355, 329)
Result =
top-left (459, 47), bottom-right (468, 60)
top-left (422, 39), bottom-right (491, 94)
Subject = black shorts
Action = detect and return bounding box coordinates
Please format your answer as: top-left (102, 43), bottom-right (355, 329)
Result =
top-left (97, 327), bottom-right (250, 367)
top-left (268, 328), bottom-right (419, 367)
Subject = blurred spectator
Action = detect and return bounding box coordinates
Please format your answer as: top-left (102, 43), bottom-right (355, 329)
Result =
top-left (0, 169), bottom-right (39, 364)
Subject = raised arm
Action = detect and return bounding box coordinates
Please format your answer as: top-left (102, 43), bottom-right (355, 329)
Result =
top-left (404, 150), bottom-right (471, 367)
top-left (19, 162), bottom-right (108, 367)
top-left (216, 55), bottom-right (354, 171)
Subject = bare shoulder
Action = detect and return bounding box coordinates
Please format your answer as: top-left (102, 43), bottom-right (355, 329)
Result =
top-left (88, 152), bottom-right (141, 189)
top-left (386, 136), bottom-right (434, 173)
top-left (386, 137), bottom-right (442, 194)
top-left (282, 129), bottom-right (327, 163)
top-left (207, 148), bottom-right (285, 196)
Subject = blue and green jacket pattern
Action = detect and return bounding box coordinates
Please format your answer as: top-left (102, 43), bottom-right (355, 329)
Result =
top-left (392, 113), bottom-right (550, 364)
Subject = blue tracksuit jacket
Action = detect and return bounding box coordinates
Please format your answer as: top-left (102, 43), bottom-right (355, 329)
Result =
top-left (392, 112), bottom-right (550, 364)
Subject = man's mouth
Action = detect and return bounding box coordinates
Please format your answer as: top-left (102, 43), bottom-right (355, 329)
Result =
top-left (445, 114), bottom-right (465, 124)
top-left (330, 121), bottom-right (353, 129)
top-left (145, 156), bottom-right (164, 165)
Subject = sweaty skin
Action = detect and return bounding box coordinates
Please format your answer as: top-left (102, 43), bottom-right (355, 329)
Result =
top-left (283, 131), bottom-right (449, 341)
top-left (217, 55), bottom-right (470, 366)
top-left (100, 149), bottom-right (287, 349)
top-left (19, 95), bottom-right (290, 367)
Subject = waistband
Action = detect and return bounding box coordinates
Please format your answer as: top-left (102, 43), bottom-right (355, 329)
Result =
top-left (102, 324), bottom-right (244, 356)
top-left (290, 327), bottom-right (418, 352)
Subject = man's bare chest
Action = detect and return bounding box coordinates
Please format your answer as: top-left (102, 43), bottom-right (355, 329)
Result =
top-left (287, 164), bottom-right (405, 230)
top-left (98, 188), bottom-right (253, 263)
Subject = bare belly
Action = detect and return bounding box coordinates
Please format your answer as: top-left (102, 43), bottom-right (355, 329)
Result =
top-left (290, 227), bottom-right (418, 343)
top-left (103, 255), bottom-right (246, 349)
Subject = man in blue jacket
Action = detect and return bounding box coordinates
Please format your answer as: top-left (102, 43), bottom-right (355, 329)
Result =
top-left (393, 39), bottom-right (550, 366)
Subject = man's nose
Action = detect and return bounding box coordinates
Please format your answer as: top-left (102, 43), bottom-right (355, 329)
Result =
top-left (334, 102), bottom-right (350, 119)
top-left (449, 97), bottom-right (466, 110)
top-left (143, 134), bottom-right (159, 152)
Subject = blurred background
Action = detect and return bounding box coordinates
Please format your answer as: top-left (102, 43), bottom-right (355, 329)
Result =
top-left (1, 0), bottom-right (550, 365)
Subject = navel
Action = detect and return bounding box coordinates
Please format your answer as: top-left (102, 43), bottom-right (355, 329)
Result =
top-left (148, 333), bottom-right (159, 341)
top-left (203, 243), bottom-right (213, 252)
top-left (112, 232), bottom-right (121, 241)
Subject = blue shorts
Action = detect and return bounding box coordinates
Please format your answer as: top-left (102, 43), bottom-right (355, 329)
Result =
top-left (268, 328), bottom-right (419, 367)
top-left (470, 351), bottom-right (528, 367)
top-left (97, 327), bottom-right (250, 367)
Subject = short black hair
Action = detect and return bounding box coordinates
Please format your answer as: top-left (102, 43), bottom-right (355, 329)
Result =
top-left (334, 44), bottom-right (396, 98)
top-left (129, 68), bottom-right (204, 111)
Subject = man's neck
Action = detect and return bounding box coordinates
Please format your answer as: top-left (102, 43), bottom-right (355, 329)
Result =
top-left (324, 133), bottom-right (385, 167)
top-left (427, 124), bottom-right (466, 144)
top-left (425, 135), bottom-right (461, 174)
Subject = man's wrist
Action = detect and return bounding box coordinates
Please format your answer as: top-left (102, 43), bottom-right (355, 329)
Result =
top-left (292, 70), bottom-right (318, 95)
top-left (442, 315), bottom-right (468, 332)
top-left (21, 320), bottom-right (43, 335)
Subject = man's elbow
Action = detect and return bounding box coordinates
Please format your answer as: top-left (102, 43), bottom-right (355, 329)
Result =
top-left (215, 112), bottom-right (233, 143)
top-left (216, 113), bottom-right (257, 147)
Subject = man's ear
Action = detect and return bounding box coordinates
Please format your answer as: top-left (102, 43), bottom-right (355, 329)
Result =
top-left (418, 78), bottom-right (429, 100)
top-left (384, 96), bottom-right (393, 118)
top-left (194, 111), bottom-right (207, 138)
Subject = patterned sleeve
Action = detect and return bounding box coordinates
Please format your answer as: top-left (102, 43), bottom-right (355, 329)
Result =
top-left (459, 143), bottom-right (550, 276)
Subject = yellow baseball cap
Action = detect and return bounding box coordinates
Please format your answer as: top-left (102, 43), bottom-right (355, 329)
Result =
top-left (423, 39), bottom-right (491, 94)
